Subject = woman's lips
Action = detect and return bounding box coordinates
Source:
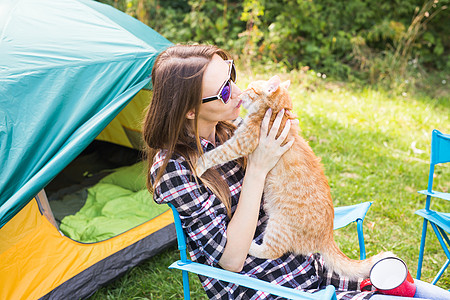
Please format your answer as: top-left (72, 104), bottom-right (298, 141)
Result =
top-left (236, 99), bottom-right (242, 108)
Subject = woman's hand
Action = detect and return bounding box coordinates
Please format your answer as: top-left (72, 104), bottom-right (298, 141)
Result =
top-left (247, 108), bottom-right (296, 175)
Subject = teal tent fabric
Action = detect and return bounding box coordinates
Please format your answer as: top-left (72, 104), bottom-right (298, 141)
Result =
top-left (0, 0), bottom-right (173, 228)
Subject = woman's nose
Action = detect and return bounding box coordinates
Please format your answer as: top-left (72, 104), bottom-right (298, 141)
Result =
top-left (231, 82), bottom-right (242, 98)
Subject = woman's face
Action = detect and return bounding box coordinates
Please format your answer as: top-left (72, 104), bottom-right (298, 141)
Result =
top-left (199, 54), bottom-right (242, 123)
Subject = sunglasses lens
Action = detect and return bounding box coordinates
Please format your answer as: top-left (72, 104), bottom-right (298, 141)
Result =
top-left (221, 81), bottom-right (231, 104)
top-left (230, 63), bottom-right (236, 83)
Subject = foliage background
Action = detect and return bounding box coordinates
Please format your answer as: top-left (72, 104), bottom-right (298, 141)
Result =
top-left (101, 0), bottom-right (449, 88)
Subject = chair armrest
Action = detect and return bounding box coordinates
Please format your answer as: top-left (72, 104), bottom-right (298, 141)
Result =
top-left (418, 190), bottom-right (450, 201)
top-left (333, 202), bottom-right (372, 230)
top-left (169, 260), bottom-right (336, 300)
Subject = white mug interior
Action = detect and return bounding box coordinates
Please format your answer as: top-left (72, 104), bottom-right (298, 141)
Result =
top-left (370, 257), bottom-right (407, 290)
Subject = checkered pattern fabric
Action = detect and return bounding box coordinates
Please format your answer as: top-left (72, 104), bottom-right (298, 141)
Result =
top-left (151, 138), bottom-right (374, 300)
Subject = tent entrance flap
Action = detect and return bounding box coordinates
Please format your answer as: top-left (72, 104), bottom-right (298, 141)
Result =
top-left (35, 190), bottom-right (58, 229)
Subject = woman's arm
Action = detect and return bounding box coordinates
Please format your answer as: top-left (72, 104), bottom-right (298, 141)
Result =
top-left (218, 109), bottom-right (296, 272)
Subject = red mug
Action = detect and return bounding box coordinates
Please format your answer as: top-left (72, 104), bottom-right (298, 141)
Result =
top-left (360, 257), bottom-right (416, 297)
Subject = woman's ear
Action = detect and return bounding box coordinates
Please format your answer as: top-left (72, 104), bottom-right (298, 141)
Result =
top-left (186, 109), bottom-right (196, 120)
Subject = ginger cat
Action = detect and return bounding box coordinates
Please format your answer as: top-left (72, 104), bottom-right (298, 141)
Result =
top-left (196, 75), bottom-right (393, 280)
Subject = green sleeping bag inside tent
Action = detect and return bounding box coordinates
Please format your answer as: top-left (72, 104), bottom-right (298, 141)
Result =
top-left (60, 162), bottom-right (168, 243)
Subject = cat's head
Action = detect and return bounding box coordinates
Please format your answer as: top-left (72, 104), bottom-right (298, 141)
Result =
top-left (239, 75), bottom-right (293, 114)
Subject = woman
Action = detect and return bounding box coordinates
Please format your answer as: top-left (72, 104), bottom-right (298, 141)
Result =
top-left (142, 44), bottom-right (450, 300)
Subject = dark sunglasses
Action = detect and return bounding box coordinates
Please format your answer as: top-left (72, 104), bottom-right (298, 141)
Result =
top-left (202, 60), bottom-right (236, 104)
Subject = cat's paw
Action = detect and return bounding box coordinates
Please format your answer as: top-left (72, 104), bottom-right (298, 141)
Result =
top-left (248, 242), bottom-right (279, 259)
top-left (377, 251), bottom-right (397, 260)
top-left (369, 251), bottom-right (397, 270)
top-left (195, 157), bottom-right (207, 177)
top-left (249, 242), bottom-right (285, 260)
top-left (248, 242), bottom-right (263, 257)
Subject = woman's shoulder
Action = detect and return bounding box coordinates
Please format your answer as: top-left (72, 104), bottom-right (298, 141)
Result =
top-left (151, 150), bottom-right (190, 172)
top-left (150, 150), bottom-right (197, 203)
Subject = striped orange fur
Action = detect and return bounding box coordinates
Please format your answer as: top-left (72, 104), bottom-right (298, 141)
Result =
top-left (196, 75), bottom-right (393, 280)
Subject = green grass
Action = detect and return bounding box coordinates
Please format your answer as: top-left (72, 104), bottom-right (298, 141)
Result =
top-left (91, 69), bottom-right (449, 299)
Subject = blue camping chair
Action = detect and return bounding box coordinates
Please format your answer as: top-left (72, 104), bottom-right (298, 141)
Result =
top-left (416, 129), bottom-right (450, 285)
top-left (168, 201), bottom-right (373, 299)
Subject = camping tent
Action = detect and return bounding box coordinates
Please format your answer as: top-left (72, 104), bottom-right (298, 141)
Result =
top-left (0, 0), bottom-right (176, 298)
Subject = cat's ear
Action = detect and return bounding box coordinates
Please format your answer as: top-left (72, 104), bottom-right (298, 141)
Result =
top-left (280, 80), bottom-right (290, 90)
top-left (267, 75), bottom-right (281, 94)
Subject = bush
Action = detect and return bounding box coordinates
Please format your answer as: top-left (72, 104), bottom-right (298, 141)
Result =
top-left (99, 0), bottom-right (449, 88)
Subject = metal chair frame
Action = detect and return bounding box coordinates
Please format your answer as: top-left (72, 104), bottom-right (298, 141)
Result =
top-left (416, 129), bottom-right (450, 285)
top-left (168, 201), bottom-right (373, 299)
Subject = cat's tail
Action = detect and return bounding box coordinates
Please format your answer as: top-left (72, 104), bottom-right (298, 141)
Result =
top-left (320, 241), bottom-right (395, 281)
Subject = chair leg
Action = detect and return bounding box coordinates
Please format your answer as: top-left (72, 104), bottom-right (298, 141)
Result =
top-left (182, 270), bottom-right (190, 300)
top-left (417, 219), bottom-right (428, 280)
top-left (356, 219), bottom-right (366, 260)
top-left (429, 223), bottom-right (450, 285)
top-left (438, 226), bottom-right (450, 247)
top-left (431, 259), bottom-right (450, 285)
top-left (430, 223), bottom-right (450, 260)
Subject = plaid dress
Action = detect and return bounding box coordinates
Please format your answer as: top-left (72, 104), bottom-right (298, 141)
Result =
top-left (151, 138), bottom-right (374, 300)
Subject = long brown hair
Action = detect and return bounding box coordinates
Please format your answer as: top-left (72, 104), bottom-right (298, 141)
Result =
top-left (142, 44), bottom-right (239, 217)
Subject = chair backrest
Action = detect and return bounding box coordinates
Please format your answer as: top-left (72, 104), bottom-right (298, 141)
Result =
top-left (428, 129), bottom-right (450, 192)
top-left (431, 129), bottom-right (450, 165)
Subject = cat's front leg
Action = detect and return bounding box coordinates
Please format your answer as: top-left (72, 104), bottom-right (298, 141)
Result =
top-left (196, 123), bottom-right (260, 176)
top-left (195, 147), bottom-right (240, 176)
top-left (195, 150), bottom-right (228, 176)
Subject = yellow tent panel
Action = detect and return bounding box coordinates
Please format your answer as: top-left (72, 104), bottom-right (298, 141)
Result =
top-left (96, 89), bottom-right (152, 149)
top-left (0, 197), bottom-right (174, 300)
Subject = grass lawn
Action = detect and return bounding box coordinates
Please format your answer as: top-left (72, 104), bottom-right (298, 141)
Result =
top-left (91, 69), bottom-right (449, 299)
